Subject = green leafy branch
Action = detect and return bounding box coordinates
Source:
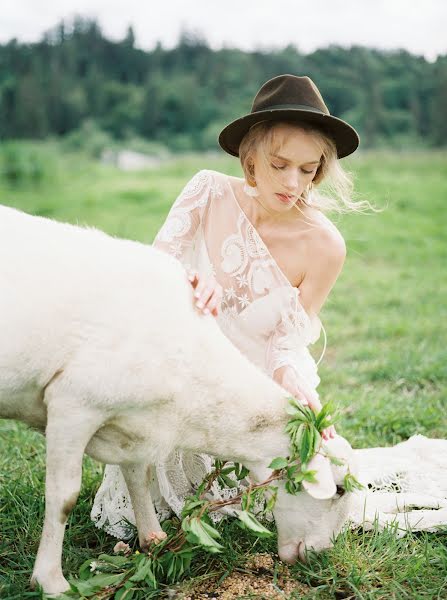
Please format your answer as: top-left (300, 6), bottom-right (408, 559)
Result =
top-left (62, 398), bottom-right (363, 598)
top-left (268, 398), bottom-right (363, 495)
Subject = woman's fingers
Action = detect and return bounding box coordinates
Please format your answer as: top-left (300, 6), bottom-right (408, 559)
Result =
top-left (280, 370), bottom-right (336, 440)
top-left (191, 275), bottom-right (210, 309)
top-left (187, 271), bottom-right (199, 288)
top-left (189, 274), bottom-right (222, 317)
top-left (322, 425), bottom-right (336, 441)
top-left (294, 389), bottom-right (309, 407)
top-left (206, 294), bottom-right (221, 317)
top-left (195, 285), bottom-right (213, 310)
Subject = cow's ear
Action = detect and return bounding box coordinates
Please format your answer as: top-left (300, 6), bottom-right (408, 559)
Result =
top-left (302, 453), bottom-right (337, 499)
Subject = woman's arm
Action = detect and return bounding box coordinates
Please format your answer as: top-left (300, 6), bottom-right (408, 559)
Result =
top-left (297, 226), bottom-right (346, 317)
top-left (152, 170), bottom-right (212, 268)
top-left (269, 228), bottom-right (346, 440)
top-left (152, 170), bottom-right (222, 316)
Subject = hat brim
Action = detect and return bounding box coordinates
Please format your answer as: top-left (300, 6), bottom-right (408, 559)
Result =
top-left (218, 108), bottom-right (360, 159)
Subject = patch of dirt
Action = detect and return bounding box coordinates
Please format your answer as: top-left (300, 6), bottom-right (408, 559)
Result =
top-left (176, 553), bottom-right (310, 599)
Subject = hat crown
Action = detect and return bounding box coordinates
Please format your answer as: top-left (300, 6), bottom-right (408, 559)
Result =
top-left (252, 74), bottom-right (330, 115)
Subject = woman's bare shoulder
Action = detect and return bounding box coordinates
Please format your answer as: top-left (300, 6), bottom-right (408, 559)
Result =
top-left (306, 210), bottom-right (346, 254)
top-left (291, 211), bottom-right (346, 291)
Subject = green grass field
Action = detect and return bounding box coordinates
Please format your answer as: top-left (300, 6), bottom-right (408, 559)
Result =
top-left (0, 144), bottom-right (446, 598)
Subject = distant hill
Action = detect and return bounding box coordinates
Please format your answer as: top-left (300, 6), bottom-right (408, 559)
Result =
top-left (0, 17), bottom-right (445, 150)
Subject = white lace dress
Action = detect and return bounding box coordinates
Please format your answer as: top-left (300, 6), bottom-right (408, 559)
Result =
top-left (91, 170), bottom-right (447, 540)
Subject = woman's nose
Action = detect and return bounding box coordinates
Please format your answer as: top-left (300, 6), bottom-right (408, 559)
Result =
top-left (284, 169), bottom-right (301, 191)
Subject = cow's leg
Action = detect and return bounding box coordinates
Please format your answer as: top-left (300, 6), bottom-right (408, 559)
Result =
top-left (120, 462), bottom-right (163, 551)
top-left (31, 399), bottom-right (103, 595)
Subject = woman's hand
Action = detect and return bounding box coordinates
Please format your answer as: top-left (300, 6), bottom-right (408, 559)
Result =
top-left (187, 271), bottom-right (223, 317)
top-left (275, 365), bottom-right (336, 441)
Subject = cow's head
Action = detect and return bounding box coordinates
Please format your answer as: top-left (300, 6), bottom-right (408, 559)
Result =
top-left (272, 434), bottom-right (358, 563)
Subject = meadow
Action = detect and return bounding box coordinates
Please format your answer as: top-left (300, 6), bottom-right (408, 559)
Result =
top-left (0, 143), bottom-right (446, 599)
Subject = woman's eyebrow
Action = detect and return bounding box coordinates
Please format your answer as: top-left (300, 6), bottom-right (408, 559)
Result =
top-left (271, 153), bottom-right (320, 165)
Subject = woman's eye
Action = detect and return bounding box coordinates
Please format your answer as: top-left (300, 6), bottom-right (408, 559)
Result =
top-left (272, 163), bottom-right (313, 174)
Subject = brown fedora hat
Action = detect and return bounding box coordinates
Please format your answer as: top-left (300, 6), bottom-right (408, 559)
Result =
top-left (218, 74), bottom-right (360, 159)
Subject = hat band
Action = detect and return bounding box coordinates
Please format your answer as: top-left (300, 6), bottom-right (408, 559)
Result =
top-left (253, 103), bottom-right (327, 114)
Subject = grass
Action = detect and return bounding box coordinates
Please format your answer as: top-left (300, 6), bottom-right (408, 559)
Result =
top-left (0, 142), bottom-right (446, 598)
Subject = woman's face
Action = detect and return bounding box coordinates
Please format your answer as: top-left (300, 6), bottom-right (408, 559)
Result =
top-left (251, 124), bottom-right (322, 213)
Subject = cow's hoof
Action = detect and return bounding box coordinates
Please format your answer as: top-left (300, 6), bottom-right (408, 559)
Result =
top-left (31, 571), bottom-right (70, 595)
top-left (141, 529), bottom-right (168, 551)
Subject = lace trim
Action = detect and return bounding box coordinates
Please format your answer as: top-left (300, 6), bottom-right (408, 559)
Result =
top-left (91, 436), bottom-right (447, 540)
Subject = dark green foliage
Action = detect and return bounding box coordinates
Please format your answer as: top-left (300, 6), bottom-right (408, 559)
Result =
top-left (0, 17), bottom-right (445, 150)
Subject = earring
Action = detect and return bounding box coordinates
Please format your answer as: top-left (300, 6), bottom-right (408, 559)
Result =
top-left (303, 182), bottom-right (314, 205)
top-left (243, 179), bottom-right (260, 197)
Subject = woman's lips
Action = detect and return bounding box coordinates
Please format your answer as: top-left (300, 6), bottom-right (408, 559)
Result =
top-left (276, 193), bottom-right (295, 203)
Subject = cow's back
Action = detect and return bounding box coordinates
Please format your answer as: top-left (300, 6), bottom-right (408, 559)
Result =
top-left (0, 205), bottom-right (194, 412)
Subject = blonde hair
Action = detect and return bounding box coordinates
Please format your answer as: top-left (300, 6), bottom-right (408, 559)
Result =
top-left (239, 120), bottom-right (379, 216)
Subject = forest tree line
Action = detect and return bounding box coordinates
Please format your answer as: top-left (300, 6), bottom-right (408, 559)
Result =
top-left (1, 17), bottom-right (446, 151)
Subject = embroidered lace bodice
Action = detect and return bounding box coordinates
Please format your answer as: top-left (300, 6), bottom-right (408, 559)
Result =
top-left (152, 169), bottom-right (325, 382)
top-left (91, 170), bottom-right (447, 541)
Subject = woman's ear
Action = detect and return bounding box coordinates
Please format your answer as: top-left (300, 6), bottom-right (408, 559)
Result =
top-left (302, 453), bottom-right (337, 499)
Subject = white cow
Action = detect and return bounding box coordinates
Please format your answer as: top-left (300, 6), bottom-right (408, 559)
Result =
top-left (0, 205), bottom-right (357, 595)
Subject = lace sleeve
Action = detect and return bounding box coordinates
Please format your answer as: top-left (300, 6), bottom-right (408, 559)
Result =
top-left (152, 170), bottom-right (212, 270)
top-left (265, 288), bottom-right (325, 391)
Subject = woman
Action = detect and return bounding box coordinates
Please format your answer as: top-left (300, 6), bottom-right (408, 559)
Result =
top-left (91, 74), bottom-right (367, 537)
top-left (154, 75), bottom-right (363, 430)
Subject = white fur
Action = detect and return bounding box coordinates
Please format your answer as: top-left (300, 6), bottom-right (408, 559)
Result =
top-left (0, 205), bottom-right (357, 595)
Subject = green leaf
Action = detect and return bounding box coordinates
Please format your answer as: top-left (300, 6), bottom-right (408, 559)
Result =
top-left (286, 398), bottom-right (310, 420)
top-left (285, 403), bottom-right (299, 416)
top-left (237, 511), bottom-right (273, 537)
top-left (291, 423), bottom-right (305, 454)
top-left (326, 453), bottom-right (345, 466)
top-left (130, 556), bottom-right (156, 586)
top-left (69, 573), bottom-right (126, 596)
top-left (78, 557), bottom-right (99, 580)
top-left (307, 425), bottom-right (315, 460)
top-left (315, 402), bottom-right (338, 431)
top-left (268, 457), bottom-right (288, 470)
top-left (97, 553), bottom-right (130, 568)
top-left (221, 466), bottom-right (236, 475)
top-left (311, 427), bottom-right (321, 455)
top-left (343, 472), bottom-right (365, 492)
top-left (286, 464), bottom-right (299, 478)
top-left (200, 520), bottom-right (222, 540)
top-left (218, 473), bottom-right (239, 488)
top-left (285, 479), bottom-right (301, 494)
top-left (302, 469), bottom-right (318, 483)
top-left (299, 426), bottom-right (311, 464)
top-left (188, 517), bottom-right (224, 553)
top-left (235, 463), bottom-right (250, 479)
top-left (241, 490), bottom-right (252, 512)
top-left (181, 498), bottom-right (207, 518)
top-left (166, 557), bottom-right (177, 582)
top-left (115, 584), bottom-right (135, 600)
top-left (265, 486), bottom-right (278, 512)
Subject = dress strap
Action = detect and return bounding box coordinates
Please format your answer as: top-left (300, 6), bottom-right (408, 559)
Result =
top-left (316, 321), bottom-right (327, 366)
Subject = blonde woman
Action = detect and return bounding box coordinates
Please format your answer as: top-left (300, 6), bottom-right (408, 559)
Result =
top-left (92, 74), bottom-right (368, 536)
